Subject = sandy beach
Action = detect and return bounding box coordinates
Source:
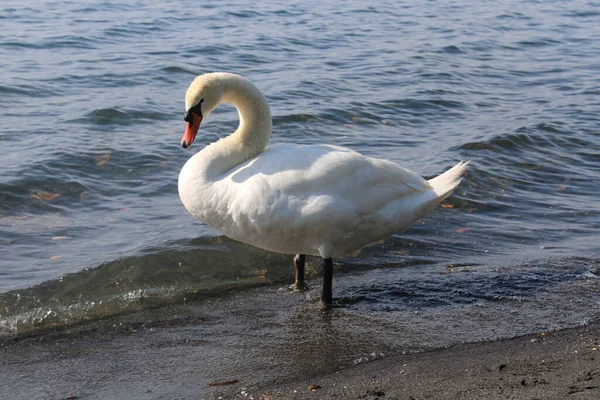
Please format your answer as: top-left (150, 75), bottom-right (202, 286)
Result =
top-left (211, 322), bottom-right (600, 400)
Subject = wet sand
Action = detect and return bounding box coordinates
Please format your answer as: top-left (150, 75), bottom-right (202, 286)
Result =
top-left (212, 322), bottom-right (600, 400)
top-left (1, 279), bottom-right (599, 400)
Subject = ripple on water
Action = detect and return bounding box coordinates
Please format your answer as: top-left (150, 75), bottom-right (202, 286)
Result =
top-left (0, 0), bottom-right (599, 345)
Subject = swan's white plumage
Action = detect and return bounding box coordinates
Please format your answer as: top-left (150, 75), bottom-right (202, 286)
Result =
top-left (178, 73), bottom-right (468, 259)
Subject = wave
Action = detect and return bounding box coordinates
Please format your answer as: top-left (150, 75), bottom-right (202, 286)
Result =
top-left (66, 107), bottom-right (173, 126)
top-left (0, 83), bottom-right (59, 98)
top-left (339, 256), bottom-right (599, 311)
top-left (0, 237), bottom-right (291, 338)
top-left (1, 235), bottom-right (596, 340)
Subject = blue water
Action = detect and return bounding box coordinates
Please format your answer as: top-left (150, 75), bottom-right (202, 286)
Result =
top-left (1, 0), bottom-right (599, 338)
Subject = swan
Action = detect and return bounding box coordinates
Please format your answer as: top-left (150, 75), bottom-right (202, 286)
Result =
top-left (178, 72), bottom-right (468, 307)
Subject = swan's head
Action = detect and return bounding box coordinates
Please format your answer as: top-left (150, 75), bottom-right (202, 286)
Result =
top-left (181, 74), bottom-right (224, 149)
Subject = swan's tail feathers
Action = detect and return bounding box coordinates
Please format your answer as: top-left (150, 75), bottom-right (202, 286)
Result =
top-left (427, 161), bottom-right (470, 202)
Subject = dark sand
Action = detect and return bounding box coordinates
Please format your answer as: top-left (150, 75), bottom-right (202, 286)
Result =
top-left (1, 281), bottom-right (599, 400)
top-left (210, 323), bottom-right (600, 400)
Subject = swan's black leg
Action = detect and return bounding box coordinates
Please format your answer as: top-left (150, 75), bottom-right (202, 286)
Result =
top-left (293, 254), bottom-right (306, 291)
top-left (321, 258), bottom-right (333, 307)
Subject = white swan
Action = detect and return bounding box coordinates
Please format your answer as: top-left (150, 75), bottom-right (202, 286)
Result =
top-left (178, 72), bottom-right (468, 307)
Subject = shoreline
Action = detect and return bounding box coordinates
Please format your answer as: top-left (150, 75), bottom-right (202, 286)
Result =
top-left (1, 280), bottom-right (598, 400)
top-left (209, 322), bottom-right (600, 399)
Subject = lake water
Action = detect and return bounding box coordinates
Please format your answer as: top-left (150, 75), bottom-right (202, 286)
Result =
top-left (1, 0), bottom-right (599, 347)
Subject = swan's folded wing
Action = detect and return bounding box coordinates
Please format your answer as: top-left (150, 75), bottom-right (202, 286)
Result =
top-left (226, 144), bottom-right (432, 218)
top-left (325, 153), bottom-right (432, 215)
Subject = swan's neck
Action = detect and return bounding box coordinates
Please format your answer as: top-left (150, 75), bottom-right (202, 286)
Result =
top-left (201, 77), bottom-right (272, 178)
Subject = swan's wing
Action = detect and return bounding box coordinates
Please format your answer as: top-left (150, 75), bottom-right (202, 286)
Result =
top-left (311, 147), bottom-right (432, 214)
top-left (224, 144), bottom-right (431, 219)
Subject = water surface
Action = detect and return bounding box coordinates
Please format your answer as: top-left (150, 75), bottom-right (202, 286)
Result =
top-left (1, 0), bottom-right (599, 350)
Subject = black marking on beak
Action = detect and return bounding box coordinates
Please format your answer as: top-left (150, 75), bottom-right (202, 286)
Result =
top-left (184, 98), bottom-right (204, 123)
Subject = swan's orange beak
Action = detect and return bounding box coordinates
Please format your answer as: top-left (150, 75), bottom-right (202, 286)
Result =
top-left (181, 113), bottom-right (202, 149)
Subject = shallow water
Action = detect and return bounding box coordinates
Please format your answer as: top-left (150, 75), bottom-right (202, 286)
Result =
top-left (1, 0), bottom-right (599, 344)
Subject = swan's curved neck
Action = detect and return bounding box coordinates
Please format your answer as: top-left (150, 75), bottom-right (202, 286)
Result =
top-left (201, 77), bottom-right (272, 179)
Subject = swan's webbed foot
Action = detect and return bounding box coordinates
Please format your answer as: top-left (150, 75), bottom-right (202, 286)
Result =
top-left (320, 257), bottom-right (333, 308)
top-left (293, 254), bottom-right (307, 292)
top-left (319, 300), bottom-right (333, 310)
top-left (292, 254), bottom-right (333, 308)
top-left (292, 281), bottom-right (308, 292)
